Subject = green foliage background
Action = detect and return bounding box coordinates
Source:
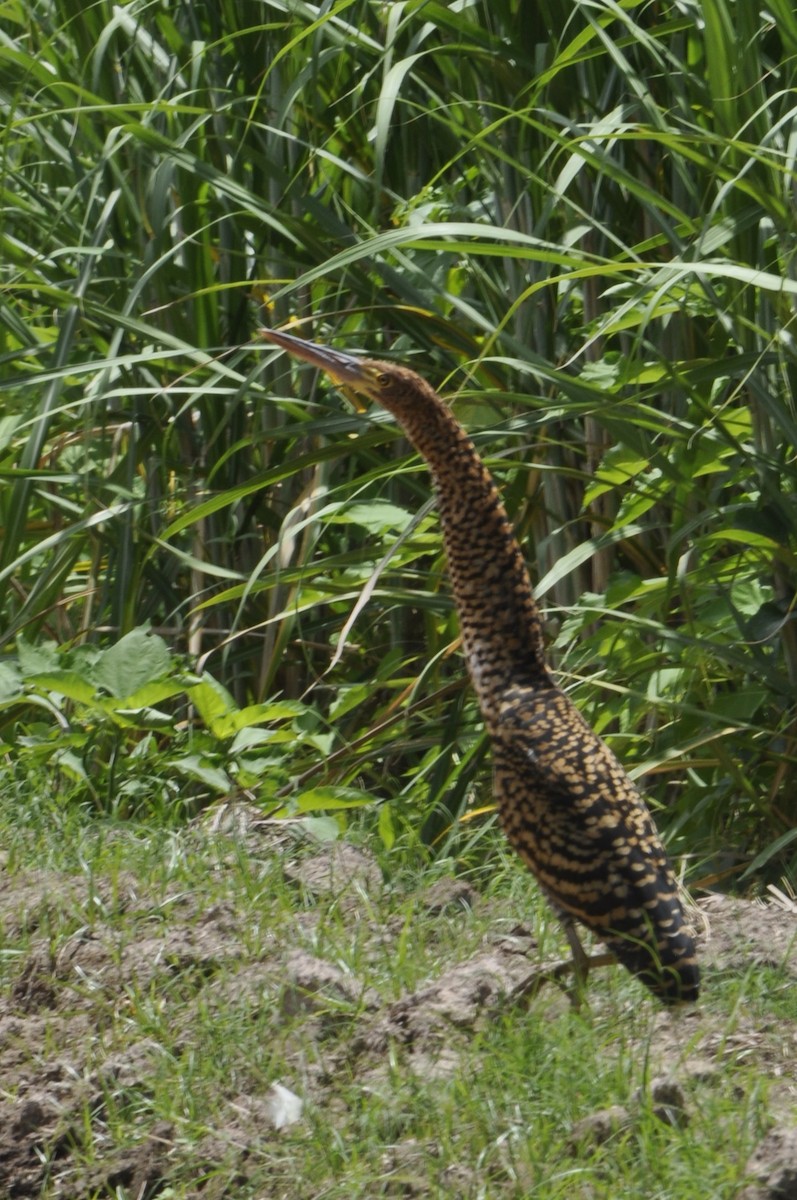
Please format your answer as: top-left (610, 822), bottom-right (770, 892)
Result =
top-left (1, 0), bottom-right (796, 883)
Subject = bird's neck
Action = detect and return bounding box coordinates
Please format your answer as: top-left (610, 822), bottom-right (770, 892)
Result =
top-left (388, 396), bottom-right (551, 716)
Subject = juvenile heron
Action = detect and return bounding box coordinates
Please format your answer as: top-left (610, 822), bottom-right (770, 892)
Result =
top-left (262, 327), bottom-right (699, 1004)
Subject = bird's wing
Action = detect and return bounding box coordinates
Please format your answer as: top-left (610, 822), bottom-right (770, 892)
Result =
top-left (489, 684), bottom-right (686, 935)
top-left (488, 682), bottom-right (700, 1001)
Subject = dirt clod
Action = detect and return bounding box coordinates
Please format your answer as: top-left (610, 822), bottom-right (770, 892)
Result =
top-left (632, 1075), bottom-right (690, 1127)
top-left (569, 1105), bottom-right (631, 1149)
top-left (740, 1125), bottom-right (797, 1200)
top-left (415, 877), bottom-right (478, 915)
top-left (281, 949), bottom-right (377, 1018)
top-left (284, 841), bottom-right (382, 904)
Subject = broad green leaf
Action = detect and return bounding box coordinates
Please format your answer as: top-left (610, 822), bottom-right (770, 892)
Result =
top-left (230, 725), bottom-right (304, 753)
top-left (296, 816), bottom-right (341, 842)
top-left (189, 680), bottom-right (307, 740)
top-left (583, 445), bottom-right (650, 507)
top-left (16, 640), bottom-right (60, 678)
top-left (187, 677), bottom-right (239, 732)
top-left (293, 787), bottom-right (375, 812)
top-left (208, 704), bottom-right (289, 740)
top-left (22, 671), bottom-right (97, 706)
top-left (92, 630), bottom-right (172, 699)
top-left (0, 663), bottom-right (23, 701)
top-left (172, 756), bottom-right (232, 793)
top-left (104, 706), bottom-right (176, 729)
top-left (103, 680), bottom-right (191, 709)
top-left (51, 749), bottom-right (88, 783)
top-left (328, 502), bottom-right (413, 533)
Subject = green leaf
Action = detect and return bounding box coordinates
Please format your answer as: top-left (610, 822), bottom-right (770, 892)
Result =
top-left (51, 749), bottom-right (88, 783)
top-left (745, 603), bottom-right (792, 642)
top-left (23, 671), bottom-right (97, 705)
top-left (0, 663), bottom-right (23, 701)
top-left (189, 679), bottom-right (308, 740)
top-left (0, 414), bottom-right (21, 453)
top-left (378, 802), bottom-right (395, 850)
top-left (172, 755), bottom-right (232, 793)
top-left (187, 676), bottom-right (238, 732)
top-left (741, 828), bottom-right (797, 879)
top-left (230, 726), bottom-right (300, 753)
top-left (16, 640), bottom-right (60, 677)
top-left (296, 816), bottom-right (342, 842)
top-left (104, 680), bottom-right (190, 710)
top-left (583, 445), bottom-right (649, 507)
top-left (293, 786), bottom-right (375, 812)
top-left (329, 502), bottom-right (413, 533)
top-left (104, 706), bottom-right (176, 729)
top-left (93, 630), bottom-right (172, 699)
top-left (703, 529), bottom-right (779, 550)
top-left (536, 525), bottom-right (644, 597)
top-left (213, 703), bottom-right (303, 740)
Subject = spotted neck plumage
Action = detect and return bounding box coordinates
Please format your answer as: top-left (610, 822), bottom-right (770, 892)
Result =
top-left (366, 365), bottom-right (551, 722)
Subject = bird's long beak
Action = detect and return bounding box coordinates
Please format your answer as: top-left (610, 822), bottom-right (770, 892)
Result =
top-left (260, 327), bottom-right (370, 388)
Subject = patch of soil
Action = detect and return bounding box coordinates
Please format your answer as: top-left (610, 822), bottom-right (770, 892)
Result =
top-left (700, 892), bottom-right (797, 975)
top-left (739, 1124), bottom-right (797, 1200)
top-left (1, 841), bottom-right (796, 1198)
top-left (0, 869), bottom-right (142, 941)
top-left (283, 840), bottom-right (384, 911)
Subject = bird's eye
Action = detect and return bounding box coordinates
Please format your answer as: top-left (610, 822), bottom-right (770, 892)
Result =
top-left (376, 373), bottom-right (391, 388)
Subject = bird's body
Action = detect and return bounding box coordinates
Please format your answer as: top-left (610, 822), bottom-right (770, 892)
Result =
top-left (263, 329), bottom-right (700, 1004)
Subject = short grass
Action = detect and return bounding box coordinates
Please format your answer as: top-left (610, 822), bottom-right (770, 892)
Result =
top-left (0, 791), bottom-right (778, 1199)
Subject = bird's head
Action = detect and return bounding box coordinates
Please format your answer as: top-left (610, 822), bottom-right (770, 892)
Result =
top-left (261, 328), bottom-right (440, 422)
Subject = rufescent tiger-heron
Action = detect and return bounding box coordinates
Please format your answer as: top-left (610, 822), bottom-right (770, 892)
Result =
top-left (262, 327), bottom-right (700, 1005)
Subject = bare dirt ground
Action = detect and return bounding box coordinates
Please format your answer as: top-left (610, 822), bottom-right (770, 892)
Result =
top-left (2, 811), bottom-right (797, 1199)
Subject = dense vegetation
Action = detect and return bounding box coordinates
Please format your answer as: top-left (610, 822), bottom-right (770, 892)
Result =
top-left (2, 0), bottom-right (796, 888)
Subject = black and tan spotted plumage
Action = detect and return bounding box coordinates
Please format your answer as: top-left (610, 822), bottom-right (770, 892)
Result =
top-left (263, 328), bottom-right (700, 1004)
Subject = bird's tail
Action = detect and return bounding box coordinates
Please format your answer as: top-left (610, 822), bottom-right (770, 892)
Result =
top-left (604, 926), bottom-right (700, 1004)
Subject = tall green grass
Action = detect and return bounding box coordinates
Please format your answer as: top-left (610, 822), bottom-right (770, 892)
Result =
top-left (1, 0), bottom-right (795, 881)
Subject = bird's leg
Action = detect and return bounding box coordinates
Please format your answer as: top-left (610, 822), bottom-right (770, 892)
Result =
top-left (559, 915), bottom-right (591, 1007)
top-left (501, 922), bottom-right (615, 1013)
